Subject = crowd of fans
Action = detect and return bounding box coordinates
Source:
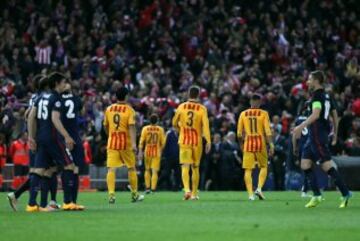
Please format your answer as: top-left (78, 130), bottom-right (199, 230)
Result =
top-left (0, 0), bottom-right (359, 190)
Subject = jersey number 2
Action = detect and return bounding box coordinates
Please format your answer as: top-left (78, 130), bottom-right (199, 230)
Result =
top-left (65, 100), bottom-right (75, 119)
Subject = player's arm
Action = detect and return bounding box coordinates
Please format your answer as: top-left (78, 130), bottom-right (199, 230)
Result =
top-left (237, 113), bottom-right (244, 152)
top-left (27, 107), bottom-right (37, 151)
top-left (52, 110), bottom-right (75, 150)
top-left (103, 108), bottom-right (109, 136)
top-left (159, 128), bottom-right (166, 152)
top-left (330, 109), bottom-right (339, 146)
top-left (138, 127), bottom-right (146, 160)
top-left (172, 108), bottom-right (180, 133)
top-left (202, 107), bottom-right (211, 154)
top-left (293, 101), bottom-right (321, 139)
top-left (128, 108), bottom-right (137, 152)
top-left (263, 112), bottom-right (274, 156)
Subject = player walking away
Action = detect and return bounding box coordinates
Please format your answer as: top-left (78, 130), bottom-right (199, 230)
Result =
top-left (293, 70), bottom-right (352, 208)
top-left (61, 83), bottom-right (85, 210)
top-left (27, 72), bottom-right (78, 212)
top-left (138, 114), bottom-right (166, 194)
top-left (103, 87), bottom-right (144, 203)
top-left (237, 94), bottom-right (274, 201)
top-left (172, 86), bottom-right (211, 200)
top-left (7, 74), bottom-right (57, 211)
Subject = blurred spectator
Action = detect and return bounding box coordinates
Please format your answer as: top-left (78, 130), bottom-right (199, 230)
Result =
top-left (9, 132), bottom-right (29, 190)
top-left (219, 132), bottom-right (242, 190)
top-left (203, 133), bottom-right (222, 190)
top-left (271, 126), bottom-right (287, 190)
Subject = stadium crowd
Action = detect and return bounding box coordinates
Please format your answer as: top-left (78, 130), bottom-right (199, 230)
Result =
top-left (0, 0), bottom-right (359, 191)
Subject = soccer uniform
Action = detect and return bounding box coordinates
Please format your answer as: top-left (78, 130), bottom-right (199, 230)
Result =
top-left (61, 93), bottom-right (85, 169)
top-left (237, 108), bottom-right (272, 169)
top-left (295, 115), bottom-right (309, 158)
top-left (302, 89), bottom-right (335, 162)
top-left (103, 103), bottom-right (136, 168)
top-left (29, 93), bottom-right (39, 169)
top-left (34, 91), bottom-right (73, 168)
top-left (139, 125), bottom-right (166, 170)
top-left (172, 101), bottom-right (211, 166)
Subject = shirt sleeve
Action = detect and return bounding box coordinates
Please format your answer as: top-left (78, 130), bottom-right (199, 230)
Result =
top-left (311, 93), bottom-right (322, 110)
top-left (128, 107), bottom-right (136, 125)
top-left (263, 111), bottom-right (272, 136)
top-left (103, 107), bottom-right (109, 127)
top-left (51, 95), bottom-right (62, 112)
top-left (237, 112), bottom-right (244, 138)
top-left (138, 127), bottom-right (146, 150)
top-left (172, 106), bottom-right (181, 130)
top-left (201, 107), bottom-right (211, 144)
top-left (160, 127), bottom-right (166, 149)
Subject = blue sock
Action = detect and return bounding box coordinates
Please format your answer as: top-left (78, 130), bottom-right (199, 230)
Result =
top-left (50, 174), bottom-right (58, 202)
top-left (304, 169), bottom-right (321, 196)
top-left (61, 170), bottom-right (74, 204)
top-left (40, 177), bottom-right (50, 208)
top-left (73, 174), bottom-right (79, 203)
top-left (327, 167), bottom-right (349, 197)
top-left (28, 174), bottom-right (41, 206)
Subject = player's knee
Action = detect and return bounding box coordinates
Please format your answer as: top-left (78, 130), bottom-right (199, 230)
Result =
top-left (321, 161), bottom-right (333, 172)
top-left (32, 168), bottom-right (46, 176)
top-left (73, 166), bottom-right (79, 174)
top-left (64, 163), bottom-right (75, 171)
top-left (108, 167), bottom-right (117, 173)
top-left (301, 161), bottom-right (311, 170)
top-left (43, 167), bottom-right (57, 177)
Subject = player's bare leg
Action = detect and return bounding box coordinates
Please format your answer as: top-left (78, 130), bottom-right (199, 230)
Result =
top-left (181, 164), bottom-right (191, 200)
top-left (106, 167), bottom-right (117, 204)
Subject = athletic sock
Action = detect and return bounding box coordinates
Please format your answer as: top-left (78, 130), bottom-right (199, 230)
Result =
top-left (128, 169), bottom-right (138, 193)
top-left (191, 166), bottom-right (199, 196)
top-left (28, 174), bottom-right (41, 206)
top-left (106, 171), bottom-right (116, 195)
top-left (302, 172), bottom-right (309, 193)
top-left (151, 171), bottom-right (158, 191)
top-left (244, 169), bottom-right (254, 196)
top-left (304, 169), bottom-right (321, 196)
top-left (50, 174), bottom-right (58, 202)
top-left (14, 176), bottom-right (31, 199)
top-left (327, 167), bottom-right (349, 197)
top-left (144, 169), bottom-right (151, 190)
top-left (72, 174), bottom-right (79, 203)
top-left (257, 168), bottom-right (267, 190)
top-left (40, 177), bottom-right (50, 208)
top-left (61, 170), bottom-right (74, 204)
top-left (181, 165), bottom-right (190, 193)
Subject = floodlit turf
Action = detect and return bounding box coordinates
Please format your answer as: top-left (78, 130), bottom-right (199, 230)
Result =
top-left (1, 191), bottom-right (359, 241)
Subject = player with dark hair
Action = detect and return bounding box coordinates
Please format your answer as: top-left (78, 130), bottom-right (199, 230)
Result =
top-left (293, 70), bottom-right (352, 208)
top-left (139, 114), bottom-right (166, 194)
top-left (27, 72), bottom-right (77, 212)
top-left (237, 94), bottom-right (274, 200)
top-left (7, 74), bottom-right (54, 211)
top-left (104, 87), bottom-right (144, 203)
top-left (61, 82), bottom-right (85, 209)
top-left (172, 86), bottom-right (211, 200)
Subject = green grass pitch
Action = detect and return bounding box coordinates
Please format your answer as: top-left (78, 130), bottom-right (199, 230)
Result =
top-left (1, 192), bottom-right (359, 241)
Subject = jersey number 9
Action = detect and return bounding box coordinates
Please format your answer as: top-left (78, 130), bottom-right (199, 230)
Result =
top-left (113, 113), bottom-right (120, 129)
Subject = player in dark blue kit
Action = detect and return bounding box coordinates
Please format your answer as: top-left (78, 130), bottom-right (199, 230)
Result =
top-left (293, 70), bottom-right (351, 208)
top-left (27, 72), bottom-right (77, 212)
top-left (61, 83), bottom-right (85, 209)
top-left (7, 74), bottom-right (56, 211)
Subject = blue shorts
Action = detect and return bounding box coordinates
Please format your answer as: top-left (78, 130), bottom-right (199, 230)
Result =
top-left (302, 135), bottom-right (331, 163)
top-left (71, 140), bottom-right (85, 168)
top-left (35, 139), bottom-right (73, 168)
